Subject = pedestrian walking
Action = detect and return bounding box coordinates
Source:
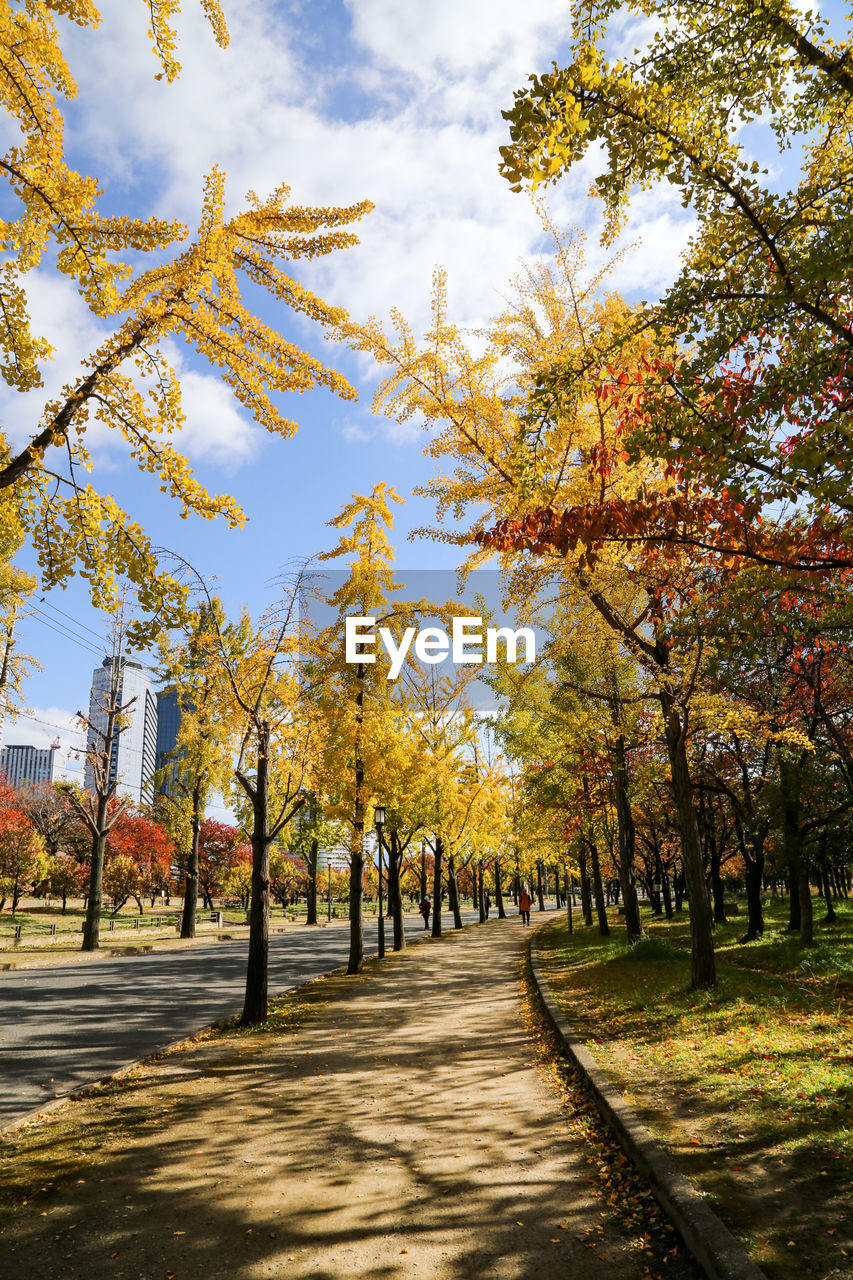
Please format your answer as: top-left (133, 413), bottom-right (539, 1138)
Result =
top-left (419, 896), bottom-right (431, 930)
top-left (484, 890), bottom-right (491, 920)
top-left (518, 887), bottom-right (532, 926)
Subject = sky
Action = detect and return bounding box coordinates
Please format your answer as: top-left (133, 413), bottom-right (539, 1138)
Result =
top-left (0, 0), bottom-right (839, 777)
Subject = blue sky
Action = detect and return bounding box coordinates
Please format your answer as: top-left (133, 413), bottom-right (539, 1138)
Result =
top-left (1, 0), bottom-right (840, 770)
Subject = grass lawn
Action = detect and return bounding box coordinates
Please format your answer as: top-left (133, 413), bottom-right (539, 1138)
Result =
top-left (535, 897), bottom-right (853, 1280)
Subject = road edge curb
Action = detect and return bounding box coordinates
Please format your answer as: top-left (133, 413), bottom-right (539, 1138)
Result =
top-left (529, 929), bottom-right (767, 1280)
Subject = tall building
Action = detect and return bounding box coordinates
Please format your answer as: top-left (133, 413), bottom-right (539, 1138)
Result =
top-left (0, 743), bottom-right (59, 788)
top-left (155, 687), bottom-right (183, 797)
top-left (84, 657), bottom-right (158, 806)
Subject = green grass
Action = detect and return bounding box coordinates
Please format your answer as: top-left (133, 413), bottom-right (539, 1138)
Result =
top-left (538, 897), bottom-right (853, 1280)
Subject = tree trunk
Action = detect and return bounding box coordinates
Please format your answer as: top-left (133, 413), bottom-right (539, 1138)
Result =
top-left (612, 734), bottom-right (643, 944)
top-left (389, 829), bottom-right (405, 951)
top-left (306, 834), bottom-right (318, 926)
top-left (432, 836), bottom-right (443, 937)
top-left (588, 838), bottom-right (610, 936)
top-left (779, 756), bottom-right (812, 947)
top-left (578, 841), bottom-right (593, 926)
top-left (661, 693), bottom-right (716, 986)
top-left (347, 665), bottom-right (366, 974)
top-left (710, 844), bottom-right (727, 925)
top-left (674, 868), bottom-right (685, 913)
top-left (448, 854), bottom-right (463, 929)
top-left (743, 853), bottom-right (765, 940)
top-left (495, 856), bottom-right (506, 919)
top-left (82, 802), bottom-right (109, 951)
top-left (565, 868), bottom-right (573, 934)
top-left (241, 724), bottom-right (271, 1026)
top-left (658, 853), bottom-right (673, 920)
top-left (821, 859), bottom-right (836, 923)
top-left (478, 863), bottom-right (485, 923)
top-left (536, 861), bottom-right (545, 912)
top-left (420, 843), bottom-right (428, 901)
top-left (180, 781), bottom-right (203, 939)
top-left (787, 877), bottom-right (800, 931)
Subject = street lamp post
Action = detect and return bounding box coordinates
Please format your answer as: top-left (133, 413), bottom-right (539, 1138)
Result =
top-left (374, 805), bottom-right (386, 959)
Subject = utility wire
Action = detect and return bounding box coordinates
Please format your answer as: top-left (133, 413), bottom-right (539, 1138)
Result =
top-left (27, 608), bottom-right (105, 659)
top-left (4, 709), bottom-right (86, 739)
top-left (38, 597), bottom-right (109, 646)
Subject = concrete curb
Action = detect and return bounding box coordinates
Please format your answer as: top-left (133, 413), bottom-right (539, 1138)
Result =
top-left (529, 931), bottom-right (767, 1280)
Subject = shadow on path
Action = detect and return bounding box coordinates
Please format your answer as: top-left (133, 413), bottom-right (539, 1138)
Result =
top-left (0, 920), bottom-right (697, 1280)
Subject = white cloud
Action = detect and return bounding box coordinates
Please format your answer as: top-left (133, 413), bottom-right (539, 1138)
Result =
top-left (344, 0), bottom-right (572, 77)
top-left (4, 0), bottom-right (694, 473)
top-left (170, 367), bottom-right (262, 464)
top-left (58, 0), bottom-right (687, 336)
top-left (1, 706), bottom-right (86, 760)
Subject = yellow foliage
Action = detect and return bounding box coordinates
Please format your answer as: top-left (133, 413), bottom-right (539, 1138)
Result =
top-left (0, 4), bottom-right (371, 638)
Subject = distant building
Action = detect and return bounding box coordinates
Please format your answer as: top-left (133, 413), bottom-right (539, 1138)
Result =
top-left (0, 743), bottom-right (59, 789)
top-left (155, 687), bottom-right (184, 797)
top-left (84, 657), bottom-right (158, 806)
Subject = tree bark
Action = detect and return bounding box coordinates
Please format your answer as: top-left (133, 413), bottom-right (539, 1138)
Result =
top-left (710, 844), bottom-right (727, 925)
top-left (348, 664), bottom-right (366, 974)
top-left (565, 867), bottom-right (573, 933)
top-left (432, 835), bottom-right (443, 937)
top-left (779, 756), bottom-right (813, 946)
top-left (448, 854), bottom-right (463, 929)
top-left (495, 856), bottom-right (506, 919)
top-left (477, 863), bottom-right (485, 923)
top-left (743, 853), bottom-right (765, 940)
top-left (389, 829), bottom-right (405, 950)
top-left (611, 734), bottom-right (643, 944)
top-left (180, 780), bottom-right (203, 939)
top-left (588, 837), bottom-right (610, 936)
top-left (536, 861), bottom-right (545, 912)
top-left (306, 837), bottom-right (319, 925)
top-left (578, 842), bottom-right (593, 926)
top-left (821, 858), bottom-right (836, 923)
top-left (82, 805), bottom-right (109, 952)
top-left (655, 870), bottom-right (671, 921)
top-left (660, 692), bottom-right (716, 986)
top-left (241, 724), bottom-right (271, 1026)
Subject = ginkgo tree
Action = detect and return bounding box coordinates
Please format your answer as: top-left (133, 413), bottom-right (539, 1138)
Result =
top-left (349, 230), bottom-right (719, 985)
top-left (172, 566), bottom-right (322, 1024)
top-left (0, 2), bottom-right (371, 640)
top-left (157, 598), bottom-right (239, 938)
top-left (499, 0), bottom-right (853, 572)
top-left (312, 483), bottom-right (424, 974)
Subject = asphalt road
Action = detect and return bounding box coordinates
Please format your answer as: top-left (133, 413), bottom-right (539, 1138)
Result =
top-left (0, 907), bottom-right (519, 1128)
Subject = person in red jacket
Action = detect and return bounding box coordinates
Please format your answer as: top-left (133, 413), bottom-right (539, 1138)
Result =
top-left (518, 887), bottom-right (532, 926)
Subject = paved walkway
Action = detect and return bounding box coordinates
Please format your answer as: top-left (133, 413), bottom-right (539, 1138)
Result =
top-left (0, 911), bottom-right (483, 1125)
top-left (0, 919), bottom-right (681, 1279)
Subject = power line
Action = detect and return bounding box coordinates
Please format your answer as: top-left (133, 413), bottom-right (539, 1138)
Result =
top-left (27, 608), bottom-right (105, 659)
top-left (4, 710), bottom-right (86, 740)
top-left (38, 597), bottom-right (109, 646)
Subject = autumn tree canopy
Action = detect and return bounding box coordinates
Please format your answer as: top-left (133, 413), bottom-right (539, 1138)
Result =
top-left (500, 0), bottom-right (853, 570)
top-left (0, 1), bottom-right (371, 640)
